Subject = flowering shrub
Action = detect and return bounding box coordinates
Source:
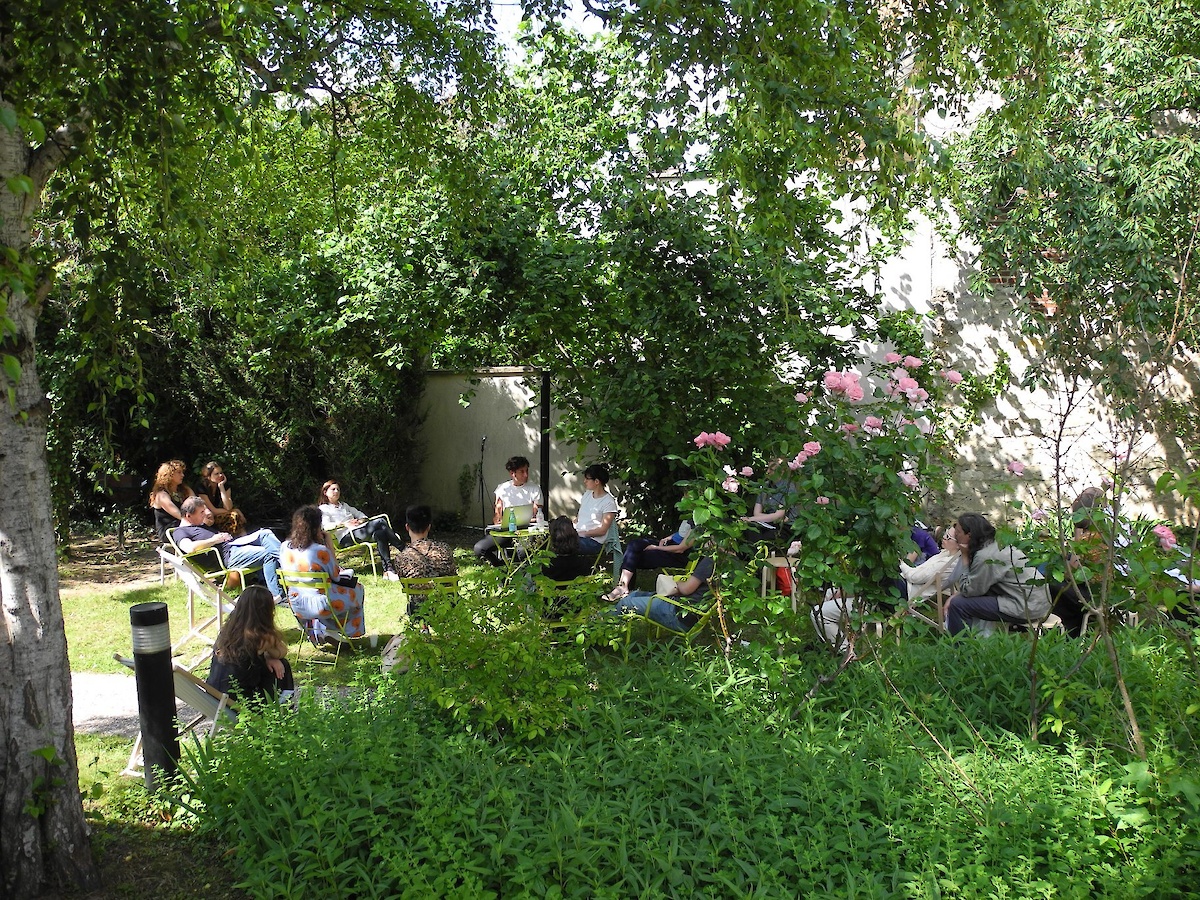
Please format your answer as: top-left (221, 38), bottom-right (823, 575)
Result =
top-left (672, 355), bottom-right (959, 648)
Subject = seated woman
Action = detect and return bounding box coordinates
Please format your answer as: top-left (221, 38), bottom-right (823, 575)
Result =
top-left (318, 479), bottom-right (406, 581)
top-left (608, 556), bottom-right (716, 633)
top-left (149, 459), bottom-right (195, 542)
top-left (900, 524), bottom-right (962, 607)
top-left (281, 505), bottom-right (366, 640)
top-left (539, 516), bottom-right (598, 582)
top-left (573, 464), bottom-right (619, 555)
top-left (196, 461), bottom-right (247, 536)
top-left (605, 519), bottom-right (695, 600)
top-left (945, 513), bottom-right (1050, 635)
top-left (1049, 486), bottom-right (1106, 637)
top-left (206, 585), bottom-right (294, 702)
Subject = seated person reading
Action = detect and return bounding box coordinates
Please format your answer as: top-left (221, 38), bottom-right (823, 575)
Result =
top-left (319, 479), bottom-right (407, 580)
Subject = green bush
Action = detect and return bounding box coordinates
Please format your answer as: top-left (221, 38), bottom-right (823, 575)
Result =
top-left (183, 632), bottom-right (1200, 899)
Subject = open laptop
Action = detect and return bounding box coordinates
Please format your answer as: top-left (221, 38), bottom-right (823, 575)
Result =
top-left (487, 503), bottom-right (535, 530)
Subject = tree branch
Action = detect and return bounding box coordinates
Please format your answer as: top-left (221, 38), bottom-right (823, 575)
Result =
top-left (28, 117), bottom-right (90, 192)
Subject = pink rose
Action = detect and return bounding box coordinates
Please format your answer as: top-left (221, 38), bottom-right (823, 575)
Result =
top-left (885, 352), bottom-right (903, 364)
top-left (941, 369), bottom-right (963, 384)
top-left (1031, 508), bottom-right (1047, 522)
top-left (1153, 524), bottom-right (1177, 551)
top-left (795, 392), bottom-right (809, 404)
top-left (787, 540), bottom-right (803, 557)
top-left (722, 476), bottom-right (740, 493)
top-left (713, 432), bottom-right (731, 448)
top-left (845, 384), bottom-right (864, 402)
top-left (839, 423), bottom-right (859, 434)
top-left (803, 441), bottom-right (822, 455)
top-left (723, 465), bottom-right (736, 476)
top-left (863, 415), bottom-right (884, 435)
top-left (816, 496), bottom-right (830, 505)
top-left (903, 355), bottom-right (923, 368)
top-left (896, 376), bottom-right (918, 392)
top-left (1007, 460), bottom-right (1025, 476)
top-left (891, 367), bottom-right (909, 381)
top-left (899, 472), bottom-right (920, 488)
top-left (693, 432), bottom-right (712, 448)
top-left (823, 370), bottom-right (846, 391)
top-left (740, 466), bottom-right (754, 476)
top-left (789, 451), bottom-right (809, 470)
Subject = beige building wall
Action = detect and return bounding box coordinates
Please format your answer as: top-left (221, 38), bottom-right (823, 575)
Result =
top-left (418, 369), bottom-right (596, 525)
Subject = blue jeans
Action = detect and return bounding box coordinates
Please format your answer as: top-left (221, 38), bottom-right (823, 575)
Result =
top-left (610, 591), bottom-right (687, 632)
top-left (226, 529), bottom-right (283, 599)
top-left (577, 536), bottom-right (603, 556)
top-left (945, 594), bottom-right (1027, 635)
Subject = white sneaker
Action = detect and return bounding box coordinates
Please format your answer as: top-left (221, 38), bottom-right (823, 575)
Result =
top-left (385, 570), bottom-right (400, 581)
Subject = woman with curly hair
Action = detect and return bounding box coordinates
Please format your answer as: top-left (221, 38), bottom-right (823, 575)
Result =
top-left (281, 505), bottom-right (366, 639)
top-left (149, 459), bottom-right (195, 541)
top-left (207, 585), bottom-right (293, 702)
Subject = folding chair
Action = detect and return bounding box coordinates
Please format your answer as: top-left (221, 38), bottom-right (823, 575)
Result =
top-left (396, 575), bottom-right (460, 620)
top-left (115, 654), bottom-right (239, 778)
top-left (332, 515), bottom-right (389, 577)
top-left (159, 526), bottom-right (261, 594)
top-left (620, 579), bottom-right (722, 648)
top-left (281, 569), bottom-right (357, 666)
top-left (157, 547), bottom-right (237, 671)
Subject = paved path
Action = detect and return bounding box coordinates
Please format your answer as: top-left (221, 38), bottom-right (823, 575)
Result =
top-left (73, 672), bottom-right (143, 738)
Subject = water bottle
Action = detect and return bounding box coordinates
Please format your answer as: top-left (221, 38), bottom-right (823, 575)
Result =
top-left (507, 508), bottom-right (517, 533)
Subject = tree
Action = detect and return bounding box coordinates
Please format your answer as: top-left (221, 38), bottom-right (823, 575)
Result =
top-left (946, 0), bottom-right (1200, 465)
top-left (0, 1), bottom-right (503, 894)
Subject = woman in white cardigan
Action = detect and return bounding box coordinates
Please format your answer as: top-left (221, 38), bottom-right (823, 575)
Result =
top-left (900, 525), bottom-right (962, 603)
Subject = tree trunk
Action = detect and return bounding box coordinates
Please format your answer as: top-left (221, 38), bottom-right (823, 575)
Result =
top-left (1, 106), bottom-right (102, 899)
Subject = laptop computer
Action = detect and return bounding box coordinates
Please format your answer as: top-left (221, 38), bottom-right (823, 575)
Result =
top-left (487, 503), bottom-right (535, 530)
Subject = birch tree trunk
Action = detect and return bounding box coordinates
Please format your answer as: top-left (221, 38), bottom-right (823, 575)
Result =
top-left (0, 103), bottom-right (102, 899)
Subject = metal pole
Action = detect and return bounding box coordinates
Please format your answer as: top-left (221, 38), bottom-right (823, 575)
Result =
top-left (129, 602), bottom-right (179, 792)
top-left (540, 370), bottom-right (551, 514)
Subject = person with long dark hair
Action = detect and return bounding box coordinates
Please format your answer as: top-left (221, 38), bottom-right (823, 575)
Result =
top-left (196, 460), bottom-right (247, 536)
top-left (944, 513), bottom-right (1050, 635)
top-left (281, 505), bottom-right (366, 639)
top-left (207, 585), bottom-right (294, 701)
top-left (318, 479), bottom-right (406, 580)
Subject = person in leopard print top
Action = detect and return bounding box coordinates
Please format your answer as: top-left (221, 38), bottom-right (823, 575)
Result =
top-left (395, 504), bottom-right (456, 623)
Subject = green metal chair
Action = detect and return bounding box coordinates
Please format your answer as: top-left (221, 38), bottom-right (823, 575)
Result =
top-left (280, 569), bottom-right (357, 666)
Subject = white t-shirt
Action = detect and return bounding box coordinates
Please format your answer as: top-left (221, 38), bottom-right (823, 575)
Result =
top-left (577, 490), bottom-right (618, 536)
top-left (496, 480), bottom-right (542, 510)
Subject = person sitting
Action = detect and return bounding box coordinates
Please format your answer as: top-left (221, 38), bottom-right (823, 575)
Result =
top-left (608, 556), bottom-right (716, 633)
top-left (740, 463), bottom-right (798, 543)
top-left (944, 513), bottom-right (1051, 635)
top-left (173, 496), bottom-right (285, 603)
top-left (908, 522), bottom-right (940, 564)
top-left (206, 585), bottom-right (294, 703)
top-left (900, 524), bottom-right (962, 606)
top-left (394, 504), bottom-right (457, 625)
top-left (1049, 486), bottom-right (1106, 637)
top-left (281, 505), bottom-right (366, 640)
top-left (539, 516), bottom-right (598, 583)
top-left (573, 464), bottom-right (619, 555)
top-left (196, 461), bottom-right (247, 536)
top-left (605, 519), bottom-right (695, 600)
top-left (149, 459), bottom-right (195, 542)
top-left (474, 455), bottom-right (544, 567)
top-left (318, 479), bottom-right (407, 581)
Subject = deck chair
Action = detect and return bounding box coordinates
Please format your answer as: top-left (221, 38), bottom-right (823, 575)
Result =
top-left (159, 526), bottom-right (261, 594)
top-left (157, 547), bottom-right (236, 671)
top-left (332, 515), bottom-right (389, 577)
top-left (397, 575), bottom-right (460, 620)
top-left (280, 569), bottom-right (357, 666)
top-left (115, 654), bottom-right (239, 778)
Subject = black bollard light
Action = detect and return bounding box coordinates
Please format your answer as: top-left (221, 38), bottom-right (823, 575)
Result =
top-left (129, 602), bottom-right (180, 792)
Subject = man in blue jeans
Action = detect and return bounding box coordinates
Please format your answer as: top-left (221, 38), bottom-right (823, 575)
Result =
top-left (608, 557), bottom-right (715, 632)
top-left (174, 496), bottom-right (285, 602)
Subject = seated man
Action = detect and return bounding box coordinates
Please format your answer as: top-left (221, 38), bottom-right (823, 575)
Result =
top-left (607, 556), bottom-right (715, 633)
top-left (473, 455), bottom-right (543, 567)
top-left (395, 504), bottom-right (457, 624)
top-left (173, 496), bottom-right (285, 603)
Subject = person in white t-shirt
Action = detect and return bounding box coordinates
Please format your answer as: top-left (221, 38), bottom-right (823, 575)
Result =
top-left (574, 463), bottom-right (618, 555)
top-left (473, 455), bottom-right (544, 566)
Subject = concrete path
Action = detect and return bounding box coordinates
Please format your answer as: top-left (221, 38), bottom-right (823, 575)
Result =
top-left (73, 672), bottom-right (142, 738)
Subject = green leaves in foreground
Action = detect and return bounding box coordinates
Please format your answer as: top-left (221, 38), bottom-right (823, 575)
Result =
top-left (183, 636), bottom-right (1200, 899)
